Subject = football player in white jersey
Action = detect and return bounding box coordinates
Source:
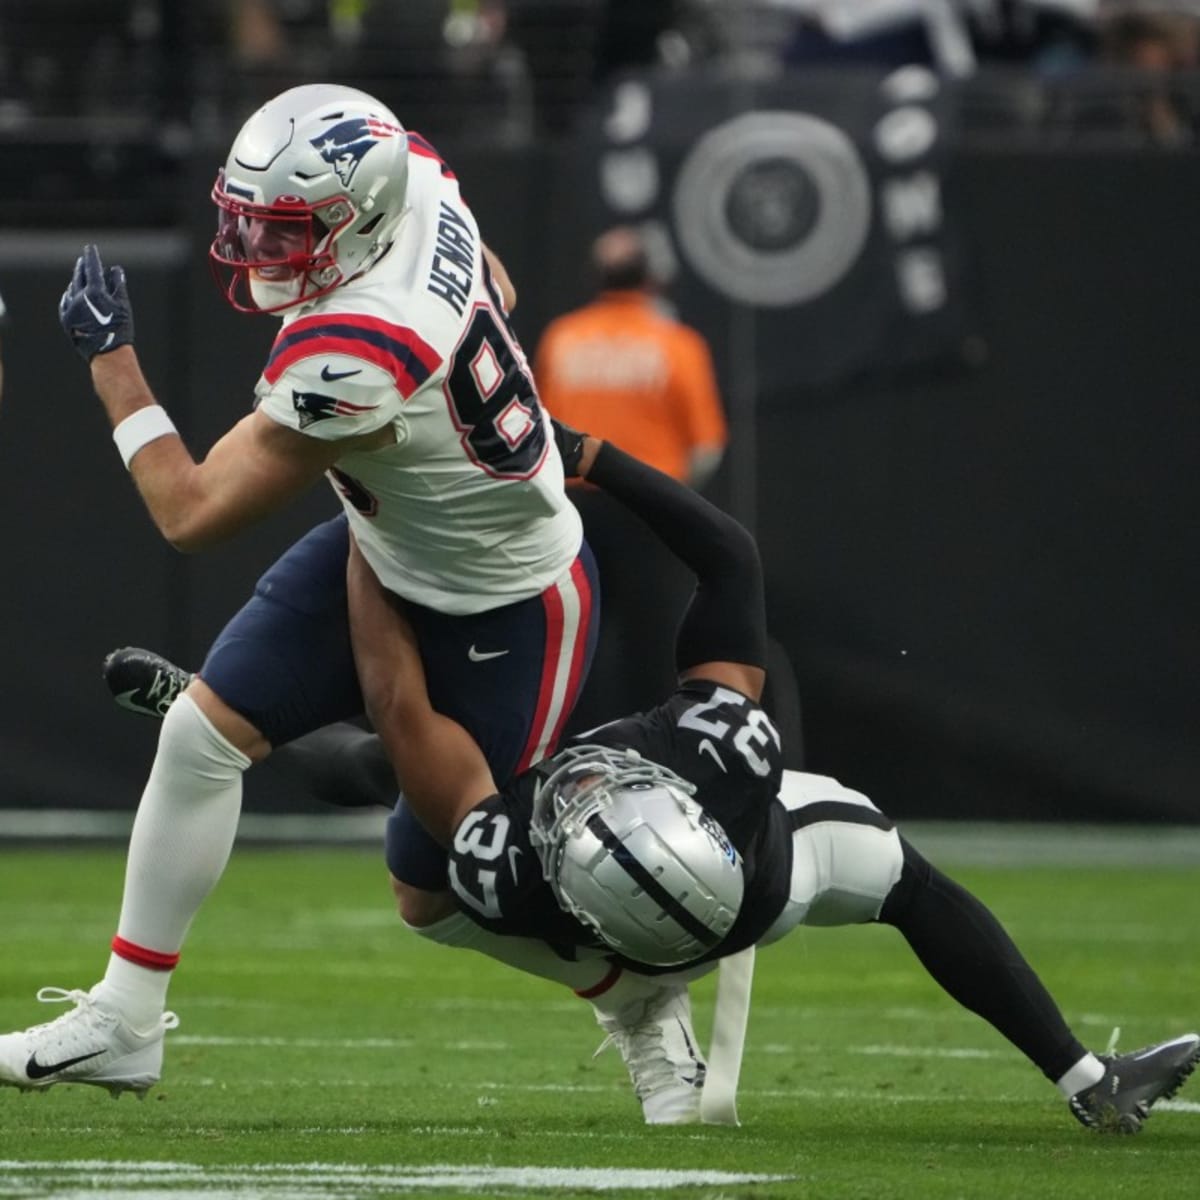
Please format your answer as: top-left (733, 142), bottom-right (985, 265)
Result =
top-left (0, 85), bottom-right (605, 1097)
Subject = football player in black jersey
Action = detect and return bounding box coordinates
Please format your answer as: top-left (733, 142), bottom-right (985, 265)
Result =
top-left (104, 426), bottom-right (1198, 1132)
top-left (346, 422), bottom-right (1200, 1134)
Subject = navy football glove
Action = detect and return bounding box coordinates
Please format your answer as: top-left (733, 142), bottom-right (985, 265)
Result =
top-left (59, 244), bottom-right (135, 363)
top-left (551, 416), bottom-right (588, 478)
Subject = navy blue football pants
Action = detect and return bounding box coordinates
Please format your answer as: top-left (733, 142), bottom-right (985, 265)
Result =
top-left (200, 514), bottom-right (600, 889)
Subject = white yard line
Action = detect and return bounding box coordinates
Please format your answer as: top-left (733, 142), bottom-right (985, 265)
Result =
top-left (0, 1161), bottom-right (792, 1197)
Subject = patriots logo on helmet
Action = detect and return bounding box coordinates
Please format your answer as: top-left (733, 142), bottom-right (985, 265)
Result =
top-left (292, 389), bottom-right (377, 429)
top-left (310, 118), bottom-right (402, 187)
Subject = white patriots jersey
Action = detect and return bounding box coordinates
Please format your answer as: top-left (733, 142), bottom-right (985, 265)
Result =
top-left (254, 133), bottom-right (581, 614)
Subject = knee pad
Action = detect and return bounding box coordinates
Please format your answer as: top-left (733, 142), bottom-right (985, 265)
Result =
top-left (760, 775), bottom-right (905, 942)
top-left (800, 822), bottom-right (904, 926)
top-left (154, 694), bottom-right (251, 779)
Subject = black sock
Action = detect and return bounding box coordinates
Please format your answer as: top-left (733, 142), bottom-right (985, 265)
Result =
top-left (878, 838), bottom-right (1087, 1082)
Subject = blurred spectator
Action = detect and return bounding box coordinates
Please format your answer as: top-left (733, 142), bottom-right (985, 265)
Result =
top-left (345, 0), bottom-right (532, 139)
top-left (781, 0), bottom-right (1094, 76)
top-left (214, 1), bottom-right (533, 142)
top-left (534, 225), bottom-right (727, 488)
top-left (1097, 7), bottom-right (1199, 144)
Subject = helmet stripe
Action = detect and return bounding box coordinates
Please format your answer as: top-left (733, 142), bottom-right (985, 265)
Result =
top-left (584, 813), bottom-right (723, 948)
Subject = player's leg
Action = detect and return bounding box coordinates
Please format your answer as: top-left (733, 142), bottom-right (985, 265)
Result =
top-left (761, 770), bottom-right (1199, 1132)
top-left (878, 836), bottom-right (1198, 1131)
top-left (385, 540), bottom-right (600, 926)
top-left (404, 888), bottom-right (717, 1124)
top-left (761, 771), bottom-right (1094, 1090)
top-left (0, 516), bottom-right (366, 1095)
top-left (105, 647), bottom-right (393, 811)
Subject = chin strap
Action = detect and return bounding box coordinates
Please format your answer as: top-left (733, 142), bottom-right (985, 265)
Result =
top-left (700, 945), bottom-right (755, 1126)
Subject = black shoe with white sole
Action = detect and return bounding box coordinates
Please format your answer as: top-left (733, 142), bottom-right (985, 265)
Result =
top-left (1069, 1033), bottom-right (1200, 1133)
top-left (103, 647), bottom-right (193, 719)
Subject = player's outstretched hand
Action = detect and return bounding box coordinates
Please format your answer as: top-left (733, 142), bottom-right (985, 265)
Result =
top-left (59, 244), bottom-right (135, 363)
top-left (551, 417), bottom-right (589, 479)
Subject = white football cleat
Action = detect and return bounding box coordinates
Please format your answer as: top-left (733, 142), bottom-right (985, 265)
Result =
top-left (0, 987), bottom-right (179, 1098)
top-left (593, 982), bottom-right (706, 1124)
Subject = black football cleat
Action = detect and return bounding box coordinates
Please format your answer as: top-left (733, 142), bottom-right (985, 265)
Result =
top-left (103, 647), bottom-right (193, 719)
top-left (1069, 1033), bottom-right (1200, 1133)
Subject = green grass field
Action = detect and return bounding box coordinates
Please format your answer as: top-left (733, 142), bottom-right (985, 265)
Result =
top-left (0, 840), bottom-right (1197, 1199)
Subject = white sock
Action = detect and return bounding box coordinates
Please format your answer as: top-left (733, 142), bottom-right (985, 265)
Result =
top-left (1056, 1053), bottom-right (1106, 1097)
top-left (93, 695), bottom-right (250, 1028)
top-left (409, 911), bottom-right (615, 992)
top-left (94, 956), bottom-right (170, 1034)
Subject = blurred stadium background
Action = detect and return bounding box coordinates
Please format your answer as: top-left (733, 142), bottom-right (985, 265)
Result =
top-left (1, 0), bottom-right (1199, 831)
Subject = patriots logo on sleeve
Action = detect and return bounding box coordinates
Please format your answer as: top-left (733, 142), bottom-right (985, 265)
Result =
top-left (291, 389), bottom-right (377, 429)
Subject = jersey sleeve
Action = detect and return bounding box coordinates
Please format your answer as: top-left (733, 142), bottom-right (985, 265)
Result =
top-left (254, 311), bottom-right (444, 440)
top-left (587, 682), bottom-right (783, 853)
top-left (448, 791), bottom-right (575, 939)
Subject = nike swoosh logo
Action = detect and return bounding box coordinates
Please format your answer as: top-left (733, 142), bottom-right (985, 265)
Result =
top-left (26, 1049), bottom-right (105, 1080)
top-left (508, 844), bottom-right (522, 882)
top-left (83, 296), bottom-right (113, 326)
top-left (114, 687), bottom-right (169, 717)
top-left (321, 365), bottom-right (363, 382)
top-left (468, 645), bottom-right (510, 662)
top-left (697, 738), bottom-right (726, 772)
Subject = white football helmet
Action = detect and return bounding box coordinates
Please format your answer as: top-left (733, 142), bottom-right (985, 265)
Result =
top-left (210, 83), bottom-right (410, 313)
top-left (530, 744), bottom-right (744, 967)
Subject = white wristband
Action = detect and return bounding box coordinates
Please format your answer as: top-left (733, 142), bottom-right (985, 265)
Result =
top-left (112, 405), bottom-right (178, 469)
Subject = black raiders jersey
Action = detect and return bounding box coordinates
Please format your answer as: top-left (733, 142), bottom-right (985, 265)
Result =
top-left (447, 678), bottom-right (792, 971)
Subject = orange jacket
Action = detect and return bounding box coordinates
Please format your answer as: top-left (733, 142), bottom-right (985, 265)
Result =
top-left (534, 291), bottom-right (727, 483)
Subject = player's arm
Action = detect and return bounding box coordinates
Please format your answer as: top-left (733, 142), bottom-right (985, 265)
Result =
top-left (346, 536), bottom-right (498, 845)
top-left (570, 428), bottom-right (767, 700)
top-left (60, 245), bottom-right (388, 552)
top-left (90, 348), bottom-right (389, 551)
top-left (482, 243), bottom-right (516, 311)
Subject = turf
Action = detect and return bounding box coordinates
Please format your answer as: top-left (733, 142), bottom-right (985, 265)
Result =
top-left (0, 844), bottom-right (1196, 1199)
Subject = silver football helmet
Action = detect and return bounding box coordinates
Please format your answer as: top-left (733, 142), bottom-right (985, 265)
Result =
top-left (210, 83), bottom-right (410, 313)
top-left (530, 744), bottom-right (744, 967)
